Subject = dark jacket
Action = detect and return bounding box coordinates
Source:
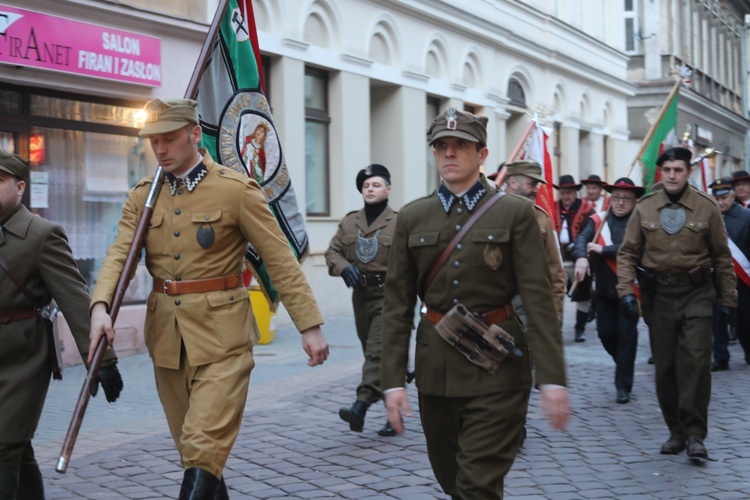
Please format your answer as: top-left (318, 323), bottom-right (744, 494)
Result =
top-left (574, 212), bottom-right (631, 299)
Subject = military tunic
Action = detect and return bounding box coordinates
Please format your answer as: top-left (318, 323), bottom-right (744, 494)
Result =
top-left (92, 149), bottom-right (323, 478)
top-left (617, 186), bottom-right (736, 439)
top-left (0, 205), bottom-right (115, 468)
top-left (381, 178), bottom-right (565, 497)
top-left (325, 205), bottom-right (397, 405)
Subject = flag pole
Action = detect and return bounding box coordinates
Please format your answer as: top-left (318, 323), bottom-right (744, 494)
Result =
top-left (493, 118), bottom-right (537, 188)
top-left (56, 0), bottom-right (230, 474)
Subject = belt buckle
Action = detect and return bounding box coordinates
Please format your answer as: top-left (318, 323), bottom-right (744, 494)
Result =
top-left (163, 280), bottom-right (173, 296)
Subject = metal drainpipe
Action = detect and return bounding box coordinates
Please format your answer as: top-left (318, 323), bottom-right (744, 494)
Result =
top-left (743, 15), bottom-right (750, 170)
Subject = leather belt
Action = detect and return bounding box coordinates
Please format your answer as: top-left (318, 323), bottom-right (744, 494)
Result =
top-left (424, 303), bottom-right (515, 326)
top-left (153, 274), bottom-right (244, 296)
top-left (0, 308), bottom-right (38, 324)
top-left (359, 272), bottom-right (386, 288)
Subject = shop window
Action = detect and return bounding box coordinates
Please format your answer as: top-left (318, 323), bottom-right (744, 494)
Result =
top-left (304, 67), bottom-right (330, 216)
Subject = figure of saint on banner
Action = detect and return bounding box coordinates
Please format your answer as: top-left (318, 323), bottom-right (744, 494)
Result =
top-left (239, 115), bottom-right (280, 183)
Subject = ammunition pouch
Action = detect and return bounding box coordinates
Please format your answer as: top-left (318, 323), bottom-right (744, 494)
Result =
top-left (434, 303), bottom-right (521, 374)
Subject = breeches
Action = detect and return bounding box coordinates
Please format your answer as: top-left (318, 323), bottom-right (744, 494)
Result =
top-left (153, 345), bottom-right (254, 478)
top-left (418, 390), bottom-right (529, 499)
top-left (352, 285), bottom-right (385, 404)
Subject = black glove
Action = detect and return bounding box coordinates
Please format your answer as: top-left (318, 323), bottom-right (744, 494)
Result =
top-left (341, 265), bottom-right (361, 288)
top-left (720, 305), bottom-right (736, 325)
top-left (619, 294), bottom-right (639, 320)
top-left (91, 363), bottom-right (123, 403)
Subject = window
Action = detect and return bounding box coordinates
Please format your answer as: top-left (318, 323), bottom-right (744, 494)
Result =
top-left (304, 67), bottom-right (330, 215)
top-left (0, 83), bottom-right (157, 303)
top-left (507, 78), bottom-right (526, 108)
top-left (624, 0), bottom-right (639, 54)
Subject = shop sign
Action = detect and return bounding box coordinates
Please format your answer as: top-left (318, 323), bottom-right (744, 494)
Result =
top-left (0, 4), bottom-right (161, 87)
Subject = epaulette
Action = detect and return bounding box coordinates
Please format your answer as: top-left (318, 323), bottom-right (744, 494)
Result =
top-left (533, 203), bottom-right (551, 219)
top-left (134, 175), bottom-right (154, 189)
top-left (690, 186), bottom-right (717, 203)
top-left (636, 190), bottom-right (658, 204)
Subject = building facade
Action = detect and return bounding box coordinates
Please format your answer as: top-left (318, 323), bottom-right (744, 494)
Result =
top-left (0, 0), bottom-right (634, 346)
top-left (625, 0), bottom-right (750, 182)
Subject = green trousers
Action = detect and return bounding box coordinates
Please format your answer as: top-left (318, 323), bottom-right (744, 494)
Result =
top-left (352, 285), bottom-right (385, 404)
top-left (419, 390), bottom-right (529, 499)
top-left (644, 281), bottom-right (714, 438)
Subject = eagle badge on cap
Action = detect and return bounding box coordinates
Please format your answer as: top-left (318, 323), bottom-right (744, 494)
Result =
top-left (364, 166), bottom-right (372, 176)
top-left (446, 107), bottom-right (458, 130)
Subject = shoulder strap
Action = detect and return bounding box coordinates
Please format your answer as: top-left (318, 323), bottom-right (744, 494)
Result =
top-left (0, 255), bottom-right (40, 308)
top-left (423, 191), bottom-right (506, 296)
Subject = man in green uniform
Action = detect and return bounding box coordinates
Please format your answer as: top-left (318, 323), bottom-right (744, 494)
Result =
top-left (326, 164), bottom-right (397, 436)
top-left (0, 151), bottom-right (122, 499)
top-left (618, 147), bottom-right (736, 459)
top-left (90, 99), bottom-right (329, 498)
top-left (381, 108), bottom-right (569, 498)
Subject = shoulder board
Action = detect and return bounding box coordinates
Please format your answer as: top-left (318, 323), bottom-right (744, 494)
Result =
top-left (344, 209), bottom-right (359, 217)
top-left (533, 204), bottom-right (551, 218)
top-left (401, 192), bottom-right (434, 211)
top-left (691, 188), bottom-right (716, 203)
top-left (636, 191), bottom-right (657, 204)
top-left (134, 175), bottom-right (154, 188)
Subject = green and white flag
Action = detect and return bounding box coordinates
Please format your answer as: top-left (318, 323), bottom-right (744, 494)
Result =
top-left (196, 0), bottom-right (308, 306)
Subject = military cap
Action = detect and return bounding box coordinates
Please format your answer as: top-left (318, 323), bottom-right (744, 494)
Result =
top-left (604, 177), bottom-right (645, 198)
top-left (0, 150), bottom-right (29, 182)
top-left (139, 98), bottom-right (200, 137)
top-left (356, 163), bottom-right (391, 192)
top-left (709, 177), bottom-right (733, 196)
top-left (581, 174), bottom-right (605, 186)
top-left (730, 170), bottom-right (750, 184)
top-left (502, 160), bottom-right (547, 184)
top-left (553, 174), bottom-right (582, 190)
top-left (427, 108), bottom-right (488, 147)
top-left (656, 147), bottom-right (692, 167)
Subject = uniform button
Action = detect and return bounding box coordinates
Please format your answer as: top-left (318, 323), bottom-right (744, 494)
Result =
top-left (650, 223), bottom-right (654, 228)
top-left (488, 235), bottom-right (494, 241)
top-left (453, 298), bottom-right (459, 305)
top-left (229, 295), bottom-right (234, 300)
top-left (175, 209), bottom-right (181, 215)
top-left (453, 280), bottom-right (460, 286)
top-left (420, 237), bottom-right (425, 243)
top-left (219, 170), bottom-right (225, 175)
top-left (455, 224), bottom-right (462, 231)
top-left (456, 243), bottom-right (462, 250)
top-left (453, 260), bottom-right (460, 268)
top-left (175, 299), bottom-right (181, 306)
top-left (176, 276), bottom-right (182, 281)
top-left (174, 230), bottom-right (180, 237)
top-left (456, 207), bottom-right (464, 214)
top-left (178, 189), bottom-right (184, 195)
top-left (148, 221), bottom-right (153, 227)
top-left (174, 253), bottom-right (181, 260)
top-left (204, 215), bottom-right (210, 221)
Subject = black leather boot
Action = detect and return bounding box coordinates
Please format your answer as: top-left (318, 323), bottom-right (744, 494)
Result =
top-left (178, 467), bottom-right (221, 500)
top-left (339, 400), bottom-right (369, 432)
top-left (215, 476), bottom-right (229, 500)
top-left (0, 463), bottom-right (20, 500)
top-left (574, 311), bottom-right (587, 342)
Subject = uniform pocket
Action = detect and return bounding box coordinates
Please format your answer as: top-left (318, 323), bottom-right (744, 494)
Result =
top-left (145, 212), bottom-right (165, 255)
top-left (408, 232), bottom-right (439, 248)
top-left (206, 290), bottom-right (252, 352)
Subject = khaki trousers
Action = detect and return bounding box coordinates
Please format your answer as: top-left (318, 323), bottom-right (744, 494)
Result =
top-left (153, 344), bottom-right (254, 478)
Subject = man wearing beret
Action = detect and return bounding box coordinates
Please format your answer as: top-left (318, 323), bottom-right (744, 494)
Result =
top-left (582, 174), bottom-right (611, 212)
top-left (0, 151), bottom-right (122, 498)
top-left (574, 177), bottom-right (644, 404)
top-left (554, 174), bottom-right (596, 342)
top-left (708, 178), bottom-right (750, 371)
top-left (325, 164), bottom-right (397, 437)
top-left (618, 147), bottom-right (736, 459)
top-left (381, 108), bottom-right (569, 498)
top-left (90, 99), bottom-right (329, 498)
top-left (730, 170), bottom-right (750, 208)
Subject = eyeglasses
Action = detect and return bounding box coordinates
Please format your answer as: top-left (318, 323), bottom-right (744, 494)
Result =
top-left (611, 196), bottom-right (636, 203)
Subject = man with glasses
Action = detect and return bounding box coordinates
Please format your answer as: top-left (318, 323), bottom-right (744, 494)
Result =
top-left (574, 177), bottom-right (644, 404)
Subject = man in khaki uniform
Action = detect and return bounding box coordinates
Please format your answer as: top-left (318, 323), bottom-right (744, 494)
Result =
top-left (90, 99), bottom-right (329, 498)
top-left (0, 151), bottom-right (121, 499)
top-left (326, 164), bottom-right (397, 436)
top-left (381, 108), bottom-right (569, 498)
top-left (493, 160), bottom-right (566, 320)
top-left (618, 147), bottom-right (736, 460)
